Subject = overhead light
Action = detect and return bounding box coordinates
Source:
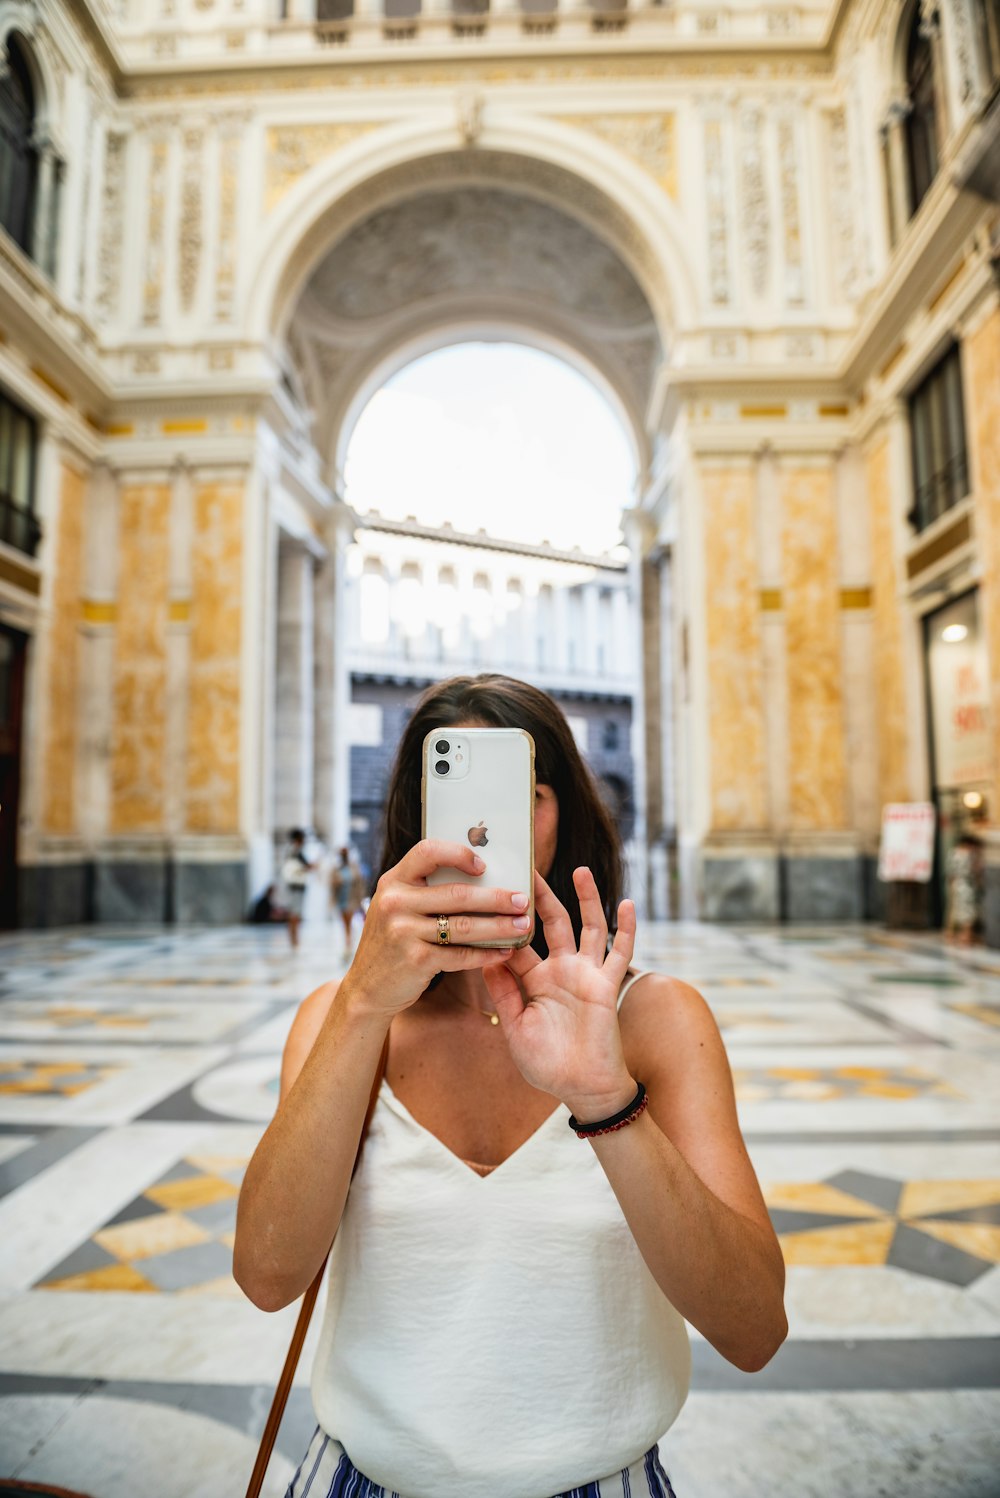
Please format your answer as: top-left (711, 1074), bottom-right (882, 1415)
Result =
top-left (942, 624), bottom-right (968, 642)
top-left (963, 791), bottom-right (984, 810)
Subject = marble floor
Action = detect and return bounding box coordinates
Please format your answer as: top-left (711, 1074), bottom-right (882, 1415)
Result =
top-left (0, 918), bottom-right (998, 1497)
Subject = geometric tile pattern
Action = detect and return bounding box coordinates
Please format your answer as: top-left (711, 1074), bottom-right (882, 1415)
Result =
top-left (37, 1154), bottom-right (248, 1295)
top-left (766, 1171), bottom-right (1000, 1286)
top-left (950, 1000), bottom-right (1000, 1029)
top-left (0, 1003), bottom-right (169, 1031)
top-left (0, 1059), bottom-right (122, 1096)
top-left (734, 1065), bottom-right (961, 1102)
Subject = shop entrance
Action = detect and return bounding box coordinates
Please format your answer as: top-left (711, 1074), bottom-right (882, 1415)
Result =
top-left (924, 590), bottom-right (991, 934)
top-left (0, 623), bottom-right (27, 928)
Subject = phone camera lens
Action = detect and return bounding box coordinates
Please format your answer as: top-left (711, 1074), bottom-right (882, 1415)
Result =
top-left (435, 739), bottom-right (450, 754)
top-left (435, 760), bottom-right (450, 776)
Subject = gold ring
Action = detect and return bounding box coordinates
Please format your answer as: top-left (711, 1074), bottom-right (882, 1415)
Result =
top-left (436, 915), bottom-right (451, 946)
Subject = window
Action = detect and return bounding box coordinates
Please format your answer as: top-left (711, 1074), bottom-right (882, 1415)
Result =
top-left (0, 390), bottom-right (38, 557)
top-left (0, 36), bottom-right (37, 259)
top-left (904, 5), bottom-right (940, 217)
top-left (602, 718), bottom-right (620, 752)
top-left (908, 345), bottom-right (969, 533)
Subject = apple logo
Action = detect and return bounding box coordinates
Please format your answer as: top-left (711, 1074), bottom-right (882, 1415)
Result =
top-left (468, 821), bottom-right (489, 847)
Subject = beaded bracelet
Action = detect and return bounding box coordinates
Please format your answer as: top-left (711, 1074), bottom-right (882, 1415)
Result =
top-left (568, 1081), bottom-right (648, 1139)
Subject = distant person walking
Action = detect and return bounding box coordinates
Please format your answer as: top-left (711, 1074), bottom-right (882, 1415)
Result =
top-left (330, 845), bottom-right (364, 959)
top-left (946, 833), bottom-right (982, 946)
top-left (280, 828), bottom-right (316, 950)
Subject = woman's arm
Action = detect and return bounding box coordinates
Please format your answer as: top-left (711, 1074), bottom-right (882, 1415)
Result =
top-left (233, 838), bottom-right (524, 1312)
top-left (483, 869), bottom-right (787, 1373)
top-left (588, 977), bottom-right (787, 1373)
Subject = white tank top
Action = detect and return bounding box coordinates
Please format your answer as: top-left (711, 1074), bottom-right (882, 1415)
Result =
top-left (311, 972), bottom-right (691, 1498)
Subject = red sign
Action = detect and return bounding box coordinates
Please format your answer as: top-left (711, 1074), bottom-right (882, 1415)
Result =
top-left (877, 803), bottom-right (936, 884)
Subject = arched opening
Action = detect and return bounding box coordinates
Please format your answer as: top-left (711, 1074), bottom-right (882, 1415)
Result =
top-left (0, 33), bottom-right (38, 258)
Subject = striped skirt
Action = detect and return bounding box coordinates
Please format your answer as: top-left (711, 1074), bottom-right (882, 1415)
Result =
top-left (284, 1425), bottom-right (678, 1498)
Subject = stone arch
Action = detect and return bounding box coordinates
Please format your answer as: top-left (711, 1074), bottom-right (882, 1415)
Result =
top-left (246, 111), bottom-right (697, 358)
top-left (332, 317), bottom-right (647, 488)
top-left (0, 8), bottom-right (58, 141)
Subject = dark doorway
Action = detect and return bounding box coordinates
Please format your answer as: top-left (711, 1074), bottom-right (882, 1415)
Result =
top-left (0, 623), bottom-right (27, 928)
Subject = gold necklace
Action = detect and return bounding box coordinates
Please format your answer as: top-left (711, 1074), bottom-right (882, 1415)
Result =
top-left (453, 993), bottom-right (500, 1026)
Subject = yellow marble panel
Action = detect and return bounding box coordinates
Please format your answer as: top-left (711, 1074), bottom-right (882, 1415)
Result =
top-left (41, 462), bottom-right (85, 834)
top-left (110, 483), bottom-right (171, 834)
top-left (701, 464), bottom-right (767, 831)
top-left (966, 305), bottom-right (1000, 789)
top-left (96, 1210), bottom-right (208, 1263)
top-left (866, 435), bottom-right (910, 805)
top-left (186, 482), bottom-right (243, 834)
top-left (44, 1264), bottom-right (158, 1293)
top-left (763, 1182), bottom-right (884, 1218)
top-left (780, 466), bottom-right (848, 831)
top-left (146, 1173), bottom-right (239, 1212)
top-left (897, 1178), bottom-right (1000, 1218)
top-left (912, 1220), bottom-right (1000, 1261)
top-left (779, 1220), bottom-right (896, 1266)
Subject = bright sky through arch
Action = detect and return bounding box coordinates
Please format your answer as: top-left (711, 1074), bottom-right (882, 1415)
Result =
top-left (344, 343), bottom-right (635, 555)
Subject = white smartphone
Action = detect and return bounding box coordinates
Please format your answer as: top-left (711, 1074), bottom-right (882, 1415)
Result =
top-left (421, 726), bottom-right (535, 948)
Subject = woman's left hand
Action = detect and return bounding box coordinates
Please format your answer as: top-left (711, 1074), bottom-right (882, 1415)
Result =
top-left (482, 867), bottom-right (638, 1123)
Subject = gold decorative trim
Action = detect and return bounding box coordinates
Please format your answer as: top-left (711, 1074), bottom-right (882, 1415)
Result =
top-left (819, 404), bottom-right (849, 418)
top-left (839, 587), bottom-right (872, 609)
top-left (168, 599), bottom-right (191, 622)
top-left (30, 365), bottom-right (69, 404)
top-left (161, 419), bottom-right (208, 435)
top-left (741, 404), bottom-right (787, 419)
top-left (104, 423), bottom-right (135, 438)
top-left (760, 588), bottom-right (783, 611)
top-left (0, 551), bottom-right (41, 595)
top-left (81, 600), bottom-right (116, 624)
top-left (906, 512), bottom-right (973, 580)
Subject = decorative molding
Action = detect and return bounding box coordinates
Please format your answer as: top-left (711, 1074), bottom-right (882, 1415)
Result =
top-left (179, 128), bottom-right (204, 313)
top-left (215, 117), bottom-right (241, 321)
top-left (777, 115), bottom-right (805, 306)
top-left (76, 101), bottom-right (94, 309)
top-left (263, 123), bottom-right (382, 215)
top-left (142, 133), bottom-right (168, 326)
top-left (947, 0), bottom-right (976, 103)
top-left (704, 115), bottom-right (731, 305)
top-left (96, 130), bottom-right (126, 323)
top-left (829, 107), bottom-right (859, 304)
top-left (739, 106), bottom-right (770, 299)
top-left (457, 90), bottom-right (483, 147)
top-left (557, 113), bottom-right (678, 201)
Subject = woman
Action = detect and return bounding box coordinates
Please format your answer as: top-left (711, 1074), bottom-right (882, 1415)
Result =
top-left (330, 845), bottom-right (364, 958)
top-left (235, 675), bottom-right (787, 1498)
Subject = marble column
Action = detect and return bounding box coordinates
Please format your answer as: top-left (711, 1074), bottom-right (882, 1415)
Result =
top-left (274, 539), bottom-right (315, 840)
top-left (313, 503), bottom-right (356, 852)
top-left (621, 507), bottom-right (654, 918)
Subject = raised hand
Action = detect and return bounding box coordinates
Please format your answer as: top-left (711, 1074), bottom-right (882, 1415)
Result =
top-left (482, 866), bottom-right (638, 1121)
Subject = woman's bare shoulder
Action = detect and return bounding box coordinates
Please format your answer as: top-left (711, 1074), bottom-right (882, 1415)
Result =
top-left (619, 970), bottom-right (724, 1067)
top-left (279, 979), bottom-right (341, 1101)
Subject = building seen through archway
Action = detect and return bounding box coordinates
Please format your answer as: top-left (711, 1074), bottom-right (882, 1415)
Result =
top-left (2, 0), bottom-right (1000, 937)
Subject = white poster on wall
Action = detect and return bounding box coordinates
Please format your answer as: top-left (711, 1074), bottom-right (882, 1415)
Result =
top-left (877, 803), bottom-right (936, 883)
top-left (928, 632), bottom-right (993, 788)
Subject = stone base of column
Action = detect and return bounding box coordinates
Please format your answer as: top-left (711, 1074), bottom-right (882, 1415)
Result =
top-left (19, 839), bottom-right (252, 926)
top-left (699, 837), bottom-right (781, 921)
top-left (18, 844), bottom-right (91, 927)
top-left (695, 834), bottom-right (867, 922)
top-left (979, 829), bottom-right (1000, 949)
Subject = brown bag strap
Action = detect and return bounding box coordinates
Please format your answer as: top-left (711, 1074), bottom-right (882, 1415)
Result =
top-left (244, 1034), bottom-right (391, 1498)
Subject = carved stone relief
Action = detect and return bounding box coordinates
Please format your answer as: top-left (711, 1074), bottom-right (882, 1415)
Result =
top-left (76, 100), bottom-right (94, 307)
top-left (143, 134), bottom-right (168, 326)
top-left (704, 116), bottom-right (731, 305)
top-left (264, 123), bottom-right (382, 214)
top-left (215, 118), bottom-right (241, 321)
top-left (947, 0), bottom-right (977, 102)
top-left (557, 113), bottom-right (678, 201)
top-left (96, 129), bottom-right (126, 323)
top-left (777, 116), bottom-right (805, 306)
top-left (179, 128), bottom-right (204, 313)
top-left (828, 107), bottom-right (859, 304)
top-left (739, 106), bottom-right (770, 299)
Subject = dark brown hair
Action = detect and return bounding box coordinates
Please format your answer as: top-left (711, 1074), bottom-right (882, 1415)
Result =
top-left (376, 674), bottom-right (624, 957)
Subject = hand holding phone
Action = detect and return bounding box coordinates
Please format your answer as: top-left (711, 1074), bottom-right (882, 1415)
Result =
top-left (422, 726), bottom-right (535, 948)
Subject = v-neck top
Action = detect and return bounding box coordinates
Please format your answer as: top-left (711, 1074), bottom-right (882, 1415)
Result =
top-left (310, 971), bottom-right (691, 1498)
